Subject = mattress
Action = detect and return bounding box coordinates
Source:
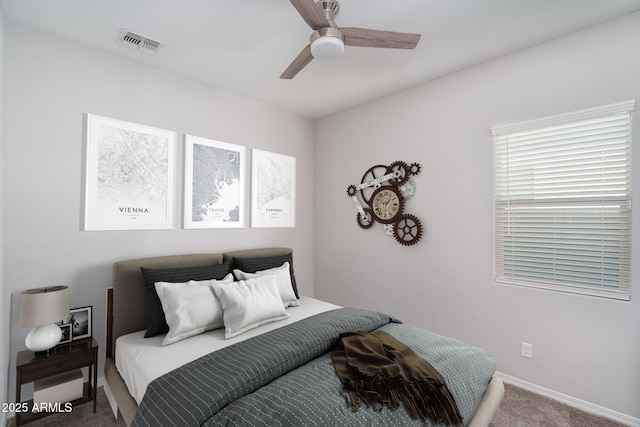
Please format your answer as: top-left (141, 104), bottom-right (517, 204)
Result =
top-left (115, 295), bottom-right (340, 403)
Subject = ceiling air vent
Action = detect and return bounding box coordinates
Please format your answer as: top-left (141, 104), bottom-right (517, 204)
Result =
top-left (119, 30), bottom-right (161, 55)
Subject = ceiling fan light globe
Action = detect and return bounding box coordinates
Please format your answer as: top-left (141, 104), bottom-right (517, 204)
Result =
top-left (310, 36), bottom-right (344, 60)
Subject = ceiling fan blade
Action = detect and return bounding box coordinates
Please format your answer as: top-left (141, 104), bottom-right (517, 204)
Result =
top-left (280, 45), bottom-right (314, 79)
top-left (341, 27), bottom-right (421, 49)
top-left (289, 0), bottom-right (330, 29)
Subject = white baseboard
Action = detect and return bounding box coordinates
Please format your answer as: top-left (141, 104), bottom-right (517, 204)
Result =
top-left (98, 376), bottom-right (119, 419)
top-left (495, 372), bottom-right (640, 427)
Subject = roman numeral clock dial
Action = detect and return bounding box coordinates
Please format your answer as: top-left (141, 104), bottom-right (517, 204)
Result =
top-left (370, 187), bottom-right (403, 224)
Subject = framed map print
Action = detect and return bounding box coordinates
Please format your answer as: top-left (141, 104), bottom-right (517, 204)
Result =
top-left (84, 114), bottom-right (176, 230)
top-left (251, 149), bottom-right (296, 228)
top-left (184, 135), bottom-right (246, 228)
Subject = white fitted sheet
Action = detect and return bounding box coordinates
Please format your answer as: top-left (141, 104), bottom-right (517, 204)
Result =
top-left (115, 296), bottom-right (340, 404)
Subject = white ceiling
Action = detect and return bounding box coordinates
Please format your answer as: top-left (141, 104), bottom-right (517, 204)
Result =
top-left (2, 0), bottom-right (640, 118)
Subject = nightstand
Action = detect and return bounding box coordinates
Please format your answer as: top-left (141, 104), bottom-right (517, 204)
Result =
top-left (15, 337), bottom-right (98, 426)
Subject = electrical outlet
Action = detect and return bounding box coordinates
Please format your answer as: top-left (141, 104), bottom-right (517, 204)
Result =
top-left (521, 342), bottom-right (533, 358)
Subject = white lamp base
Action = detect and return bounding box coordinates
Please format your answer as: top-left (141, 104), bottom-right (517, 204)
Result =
top-left (25, 324), bottom-right (62, 352)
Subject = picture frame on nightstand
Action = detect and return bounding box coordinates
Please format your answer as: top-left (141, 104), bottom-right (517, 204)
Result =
top-left (58, 324), bottom-right (72, 345)
top-left (58, 306), bottom-right (92, 342)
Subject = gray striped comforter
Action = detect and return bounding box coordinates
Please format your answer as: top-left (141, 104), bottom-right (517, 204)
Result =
top-left (132, 308), bottom-right (495, 427)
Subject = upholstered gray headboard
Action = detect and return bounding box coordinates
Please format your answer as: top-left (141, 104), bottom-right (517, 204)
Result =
top-left (107, 248), bottom-right (293, 358)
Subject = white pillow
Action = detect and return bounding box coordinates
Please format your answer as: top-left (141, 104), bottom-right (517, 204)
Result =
top-left (212, 275), bottom-right (290, 339)
top-left (233, 262), bottom-right (300, 308)
top-left (155, 274), bottom-right (233, 345)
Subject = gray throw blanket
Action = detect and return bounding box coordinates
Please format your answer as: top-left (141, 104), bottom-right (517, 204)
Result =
top-left (332, 330), bottom-right (463, 425)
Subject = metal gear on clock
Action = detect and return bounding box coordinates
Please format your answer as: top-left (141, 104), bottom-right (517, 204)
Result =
top-left (356, 208), bottom-right (374, 229)
top-left (359, 164), bottom-right (389, 204)
top-left (386, 160), bottom-right (410, 186)
top-left (393, 214), bottom-right (423, 246)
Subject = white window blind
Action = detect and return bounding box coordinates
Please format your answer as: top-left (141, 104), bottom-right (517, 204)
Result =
top-left (492, 100), bottom-right (634, 300)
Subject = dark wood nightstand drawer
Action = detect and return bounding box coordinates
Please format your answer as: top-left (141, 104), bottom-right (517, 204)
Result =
top-left (19, 351), bottom-right (93, 383)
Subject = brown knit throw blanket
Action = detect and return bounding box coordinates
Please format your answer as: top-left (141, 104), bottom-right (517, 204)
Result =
top-left (331, 330), bottom-right (463, 425)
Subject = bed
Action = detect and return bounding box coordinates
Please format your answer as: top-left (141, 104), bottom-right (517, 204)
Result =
top-left (104, 247), bottom-right (503, 426)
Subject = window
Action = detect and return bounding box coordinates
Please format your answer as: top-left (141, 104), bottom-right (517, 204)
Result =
top-left (492, 100), bottom-right (634, 300)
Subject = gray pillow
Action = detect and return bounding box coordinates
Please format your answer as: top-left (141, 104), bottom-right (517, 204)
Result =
top-left (232, 253), bottom-right (299, 298)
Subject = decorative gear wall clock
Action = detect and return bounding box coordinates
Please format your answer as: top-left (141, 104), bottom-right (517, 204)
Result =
top-left (346, 161), bottom-right (423, 246)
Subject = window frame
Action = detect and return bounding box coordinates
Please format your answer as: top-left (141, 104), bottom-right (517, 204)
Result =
top-left (492, 100), bottom-right (635, 300)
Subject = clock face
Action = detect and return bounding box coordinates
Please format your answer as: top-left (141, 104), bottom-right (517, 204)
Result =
top-left (371, 187), bottom-right (402, 224)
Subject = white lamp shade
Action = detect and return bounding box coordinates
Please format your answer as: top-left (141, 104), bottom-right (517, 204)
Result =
top-left (19, 286), bottom-right (69, 326)
top-left (310, 36), bottom-right (344, 60)
top-left (19, 286), bottom-right (69, 352)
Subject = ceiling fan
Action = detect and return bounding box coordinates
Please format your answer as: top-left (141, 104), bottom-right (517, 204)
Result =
top-left (281, 0), bottom-right (421, 79)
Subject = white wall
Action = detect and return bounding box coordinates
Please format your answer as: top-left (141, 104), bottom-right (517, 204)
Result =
top-left (0, 6), bottom-right (8, 427)
top-left (314, 11), bottom-right (640, 421)
top-left (3, 23), bottom-right (314, 402)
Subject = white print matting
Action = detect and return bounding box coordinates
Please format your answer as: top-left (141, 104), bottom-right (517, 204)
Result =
top-left (250, 149), bottom-right (296, 228)
top-left (184, 135), bottom-right (246, 228)
top-left (83, 114), bottom-right (176, 230)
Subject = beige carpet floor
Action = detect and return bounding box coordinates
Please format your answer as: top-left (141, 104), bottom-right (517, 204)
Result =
top-left (6, 383), bottom-right (629, 427)
top-left (490, 383), bottom-right (628, 427)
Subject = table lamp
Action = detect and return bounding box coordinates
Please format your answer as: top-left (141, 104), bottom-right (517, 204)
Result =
top-left (18, 286), bottom-right (70, 352)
